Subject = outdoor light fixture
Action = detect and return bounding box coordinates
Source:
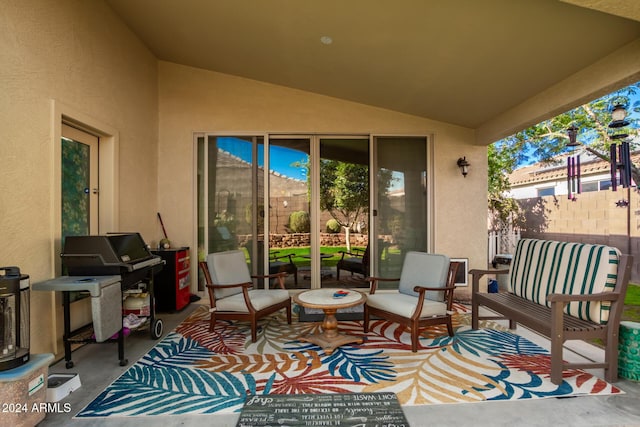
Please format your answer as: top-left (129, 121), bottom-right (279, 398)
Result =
top-left (608, 103), bottom-right (632, 191)
top-left (567, 124), bottom-right (580, 147)
top-left (610, 104), bottom-right (629, 128)
top-left (457, 157), bottom-right (470, 177)
top-left (609, 103), bottom-right (629, 140)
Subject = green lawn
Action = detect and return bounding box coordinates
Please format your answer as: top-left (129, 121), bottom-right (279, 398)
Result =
top-left (623, 283), bottom-right (640, 322)
top-left (270, 246), bottom-right (366, 267)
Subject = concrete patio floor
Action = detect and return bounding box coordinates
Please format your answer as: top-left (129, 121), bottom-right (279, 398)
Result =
top-left (38, 294), bottom-right (640, 427)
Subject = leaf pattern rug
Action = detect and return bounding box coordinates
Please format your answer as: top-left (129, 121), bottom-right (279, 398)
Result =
top-left (76, 304), bottom-right (621, 419)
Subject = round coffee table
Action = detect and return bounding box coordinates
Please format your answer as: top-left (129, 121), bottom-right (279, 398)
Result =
top-left (293, 288), bottom-right (366, 355)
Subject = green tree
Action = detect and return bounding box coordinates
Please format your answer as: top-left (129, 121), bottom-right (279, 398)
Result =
top-left (293, 157), bottom-right (393, 251)
top-left (488, 143), bottom-right (521, 230)
top-left (490, 82), bottom-right (640, 225)
top-left (319, 160), bottom-right (369, 251)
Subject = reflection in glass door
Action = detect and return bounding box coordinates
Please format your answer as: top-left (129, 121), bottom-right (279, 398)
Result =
top-left (374, 136), bottom-right (428, 287)
top-left (267, 137), bottom-right (311, 288)
top-left (196, 135), bottom-right (264, 286)
top-left (61, 124), bottom-right (98, 239)
top-left (266, 137), bottom-right (370, 289)
top-left (319, 138), bottom-right (369, 288)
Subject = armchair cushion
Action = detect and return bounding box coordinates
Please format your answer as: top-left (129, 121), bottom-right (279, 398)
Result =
top-left (207, 250), bottom-right (252, 300)
top-left (216, 289), bottom-right (291, 313)
top-left (398, 252), bottom-right (450, 301)
top-left (367, 293), bottom-right (447, 318)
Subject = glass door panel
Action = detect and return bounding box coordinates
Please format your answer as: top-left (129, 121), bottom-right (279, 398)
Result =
top-left (319, 138), bottom-right (370, 287)
top-left (268, 137), bottom-right (310, 288)
top-left (374, 136), bottom-right (428, 287)
top-left (197, 135), bottom-right (264, 279)
top-left (61, 124), bottom-right (98, 307)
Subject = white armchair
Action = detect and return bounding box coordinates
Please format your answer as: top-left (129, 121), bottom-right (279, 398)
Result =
top-left (363, 252), bottom-right (460, 352)
top-left (199, 250), bottom-right (292, 342)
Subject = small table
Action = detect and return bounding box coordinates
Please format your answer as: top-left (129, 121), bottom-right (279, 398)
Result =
top-left (293, 289), bottom-right (366, 354)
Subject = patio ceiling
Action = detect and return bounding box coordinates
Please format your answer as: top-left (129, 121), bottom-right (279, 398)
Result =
top-left (106, 0), bottom-right (640, 140)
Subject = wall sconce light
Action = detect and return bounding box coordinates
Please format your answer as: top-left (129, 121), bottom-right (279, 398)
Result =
top-left (457, 157), bottom-right (470, 177)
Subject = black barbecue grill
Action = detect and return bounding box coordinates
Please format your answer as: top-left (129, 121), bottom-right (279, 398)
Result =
top-left (33, 232), bottom-right (165, 368)
top-left (62, 233), bottom-right (164, 285)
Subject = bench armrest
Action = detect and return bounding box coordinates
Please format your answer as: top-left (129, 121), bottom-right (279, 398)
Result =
top-left (547, 291), bottom-right (621, 303)
top-left (469, 268), bottom-right (509, 293)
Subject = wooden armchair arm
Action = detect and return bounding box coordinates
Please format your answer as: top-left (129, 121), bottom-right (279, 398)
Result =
top-left (366, 276), bottom-right (399, 294)
top-left (412, 285), bottom-right (456, 293)
top-left (270, 252), bottom-right (295, 263)
top-left (252, 271), bottom-right (287, 289)
top-left (407, 284), bottom-right (458, 320)
top-left (207, 282), bottom-right (252, 289)
top-left (338, 248), bottom-right (365, 259)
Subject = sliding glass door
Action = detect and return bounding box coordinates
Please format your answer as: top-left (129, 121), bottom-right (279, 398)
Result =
top-left (196, 133), bottom-right (428, 291)
top-left (373, 136), bottom-right (429, 285)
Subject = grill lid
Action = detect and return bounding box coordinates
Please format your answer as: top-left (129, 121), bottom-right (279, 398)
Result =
top-left (61, 233), bottom-right (160, 275)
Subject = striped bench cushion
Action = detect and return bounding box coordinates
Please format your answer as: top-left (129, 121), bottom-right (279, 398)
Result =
top-left (509, 239), bottom-right (620, 324)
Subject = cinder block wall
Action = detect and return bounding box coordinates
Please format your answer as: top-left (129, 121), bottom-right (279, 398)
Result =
top-left (518, 189), bottom-right (640, 282)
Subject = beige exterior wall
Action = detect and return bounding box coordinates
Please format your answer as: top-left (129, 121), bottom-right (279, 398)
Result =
top-left (1, 1), bottom-right (158, 356)
top-left (519, 190), bottom-right (640, 281)
top-left (157, 62), bottom-right (487, 301)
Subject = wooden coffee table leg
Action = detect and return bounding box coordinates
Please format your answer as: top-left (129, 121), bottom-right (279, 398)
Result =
top-left (322, 308), bottom-right (339, 339)
top-left (298, 308), bottom-right (363, 355)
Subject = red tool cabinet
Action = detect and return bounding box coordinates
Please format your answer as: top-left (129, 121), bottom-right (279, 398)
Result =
top-left (151, 247), bottom-right (191, 312)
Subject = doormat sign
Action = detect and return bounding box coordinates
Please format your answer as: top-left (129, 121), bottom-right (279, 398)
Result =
top-left (236, 392), bottom-right (409, 427)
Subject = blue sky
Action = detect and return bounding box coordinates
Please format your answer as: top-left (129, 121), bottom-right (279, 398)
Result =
top-left (516, 83), bottom-right (640, 166)
top-left (216, 137), bottom-right (308, 181)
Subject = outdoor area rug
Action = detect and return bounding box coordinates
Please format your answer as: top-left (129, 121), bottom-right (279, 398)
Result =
top-left (76, 304), bottom-right (622, 419)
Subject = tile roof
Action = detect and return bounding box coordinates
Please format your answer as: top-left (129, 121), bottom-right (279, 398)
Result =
top-left (508, 150), bottom-right (640, 187)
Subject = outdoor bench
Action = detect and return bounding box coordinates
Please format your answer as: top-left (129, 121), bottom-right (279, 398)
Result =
top-left (471, 238), bottom-right (633, 385)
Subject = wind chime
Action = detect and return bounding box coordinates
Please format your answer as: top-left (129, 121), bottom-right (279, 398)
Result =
top-left (567, 104), bottom-right (632, 202)
top-left (609, 104), bottom-right (632, 194)
top-left (566, 125), bottom-right (581, 201)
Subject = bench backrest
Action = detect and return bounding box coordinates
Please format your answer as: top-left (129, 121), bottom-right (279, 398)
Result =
top-left (509, 239), bottom-right (620, 324)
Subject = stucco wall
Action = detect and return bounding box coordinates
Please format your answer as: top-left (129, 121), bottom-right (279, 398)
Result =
top-left (157, 62), bottom-right (488, 300)
top-left (519, 189), bottom-right (640, 281)
top-left (0, 0), bottom-right (158, 355)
